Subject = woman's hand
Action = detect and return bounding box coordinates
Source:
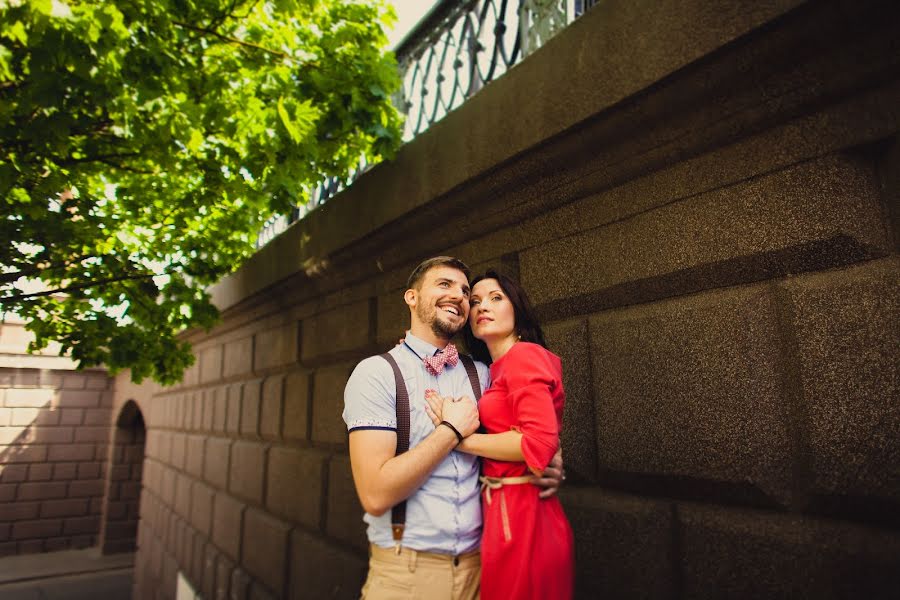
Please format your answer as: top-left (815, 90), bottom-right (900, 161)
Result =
top-left (425, 390), bottom-right (480, 439)
top-left (423, 389), bottom-right (444, 426)
top-left (424, 390), bottom-right (477, 429)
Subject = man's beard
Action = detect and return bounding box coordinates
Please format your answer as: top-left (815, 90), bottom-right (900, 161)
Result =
top-left (417, 302), bottom-right (464, 340)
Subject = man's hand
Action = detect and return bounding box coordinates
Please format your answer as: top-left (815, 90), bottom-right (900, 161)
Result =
top-left (533, 448), bottom-right (565, 499)
top-left (441, 395), bottom-right (480, 438)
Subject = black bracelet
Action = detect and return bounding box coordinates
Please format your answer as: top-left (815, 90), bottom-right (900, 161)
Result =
top-left (440, 421), bottom-right (464, 444)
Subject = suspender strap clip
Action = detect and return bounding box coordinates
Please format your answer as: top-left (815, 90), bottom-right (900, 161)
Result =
top-left (391, 523), bottom-right (405, 554)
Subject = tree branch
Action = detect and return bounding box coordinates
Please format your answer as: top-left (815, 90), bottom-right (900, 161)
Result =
top-left (95, 158), bottom-right (154, 175)
top-left (172, 20), bottom-right (289, 59)
top-left (61, 152), bottom-right (142, 166)
top-left (0, 271), bottom-right (159, 304)
top-left (0, 269), bottom-right (38, 285)
top-left (231, 0), bottom-right (263, 20)
top-left (0, 252), bottom-right (104, 286)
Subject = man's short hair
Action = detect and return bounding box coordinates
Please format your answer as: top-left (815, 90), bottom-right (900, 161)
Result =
top-left (406, 256), bottom-right (471, 290)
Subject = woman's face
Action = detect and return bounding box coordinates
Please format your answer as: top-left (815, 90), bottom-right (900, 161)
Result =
top-left (469, 278), bottom-right (516, 342)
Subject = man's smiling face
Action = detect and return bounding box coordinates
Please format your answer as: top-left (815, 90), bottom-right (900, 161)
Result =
top-left (410, 266), bottom-right (471, 340)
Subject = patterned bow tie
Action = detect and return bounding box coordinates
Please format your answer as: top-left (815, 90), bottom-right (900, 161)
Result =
top-left (424, 344), bottom-right (459, 375)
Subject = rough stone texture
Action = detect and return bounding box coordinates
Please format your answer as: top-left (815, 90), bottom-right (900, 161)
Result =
top-left (376, 289), bottom-right (409, 347)
top-left (325, 454), bottom-right (366, 551)
top-left (212, 387), bottom-right (228, 433)
top-left (259, 376), bottom-right (283, 440)
top-left (191, 481), bottom-right (214, 536)
top-left (288, 528), bottom-right (367, 600)
top-left (522, 154), bottom-right (891, 318)
top-left (301, 301), bottom-right (371, 363)
top-left (242, 508), bottom-right (290, 596)
top-left (240, 380), bottom-right (262, 438)
top-left (266, 447), bottom-right (325, 528)
top-left (253, 323), bottom-right (298, 372)
top-left (311, 364), bottom-right (353, 445)
top-left (202, 542), bottom-right (220, 600)
top-left (185, 435), bottom-right (205, 479)
top-left (204, 436), bottom-right (231, 491)
top-left (230, 567), bottom-right (252, 600)
top-left (212, 491), bottom-right (244, 562)
top-left (225, 384), bottom-right (242, 435)
top-left (191, 391), bottom-right (205, 432)
top-left (780, 258), bottom-right (900, 508)
top-left (282, 370), bottom-right (310, 441)
top-left (200, 345), bottom-right (224, 385)
top-left (228, 441), bottom-right (266, 505)
top-left (216, 554), bottom-right (234, 600)
top-left (680, 502), bottom-right (900, 599)
top-left (160, 466), bottom-right (176, 507)
top-left (589, 284), bottom-right (794, 507)
top-left (203, 389), bottom-right (217, 432)
top-left (561, 487), bottom-right (675, 599)
top-left (174, 473), bottom-right (192, 520)
top-left (543, 318), bottom-right (597, 483)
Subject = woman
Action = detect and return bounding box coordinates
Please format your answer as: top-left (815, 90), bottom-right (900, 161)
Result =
top-left (425, 270), bottom-right (574, 600)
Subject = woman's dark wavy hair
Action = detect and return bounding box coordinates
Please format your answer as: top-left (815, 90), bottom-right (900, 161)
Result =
top-left (463, 270), bottom-right (546, 364)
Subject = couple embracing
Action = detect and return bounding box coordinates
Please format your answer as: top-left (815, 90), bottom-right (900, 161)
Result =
top-left (343, 256), bottom-right (574, 600)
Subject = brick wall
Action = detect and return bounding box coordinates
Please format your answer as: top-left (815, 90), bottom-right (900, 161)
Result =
top-left (0, 367), bottom-right (113, 556)
top-left (129, 0), bottom-right (900, 598)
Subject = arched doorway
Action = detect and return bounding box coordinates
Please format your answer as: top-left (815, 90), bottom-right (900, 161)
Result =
top-left (100, 399), bottom-right (146, 554)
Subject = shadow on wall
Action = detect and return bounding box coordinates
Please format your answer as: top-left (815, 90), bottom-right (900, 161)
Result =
top-left (0, 369), bottom-right (114, 556)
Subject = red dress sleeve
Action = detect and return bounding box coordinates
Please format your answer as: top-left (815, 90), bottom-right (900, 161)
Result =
top-left (502, 343), bottom-right (561, 475)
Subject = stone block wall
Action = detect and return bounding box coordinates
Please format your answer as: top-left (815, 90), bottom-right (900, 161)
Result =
top-left (0, 364), bottom-right (113, 556)
top-left (129, 0), bottom-right (900, 598)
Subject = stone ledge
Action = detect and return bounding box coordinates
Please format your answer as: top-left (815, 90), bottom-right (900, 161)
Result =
top-left (209, 0), bottom-right (806, 313)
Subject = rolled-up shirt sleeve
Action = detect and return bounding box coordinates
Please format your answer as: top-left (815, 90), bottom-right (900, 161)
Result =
top-left (343, 356), bottom-right (397, 432)
top-left (504, 345), bottom-right (561, 474)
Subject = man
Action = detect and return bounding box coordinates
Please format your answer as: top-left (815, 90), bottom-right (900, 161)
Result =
top-left (343, 256), bottom-right (563, 599)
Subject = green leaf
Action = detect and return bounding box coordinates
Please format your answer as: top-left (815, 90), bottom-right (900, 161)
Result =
top-left (277, 95), bottom-right (302, 144)
top-left (30, 0), bottom-right (53, 16)
top-left (1, 0), bottom-right (402, 384)
top-left (5, 21), bottom-right (28, 45)
top-left (186, 128), bottom-right (204, 153)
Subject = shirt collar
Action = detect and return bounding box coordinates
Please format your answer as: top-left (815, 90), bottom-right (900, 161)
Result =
top-left (404, 331), bottom-right (445, 358)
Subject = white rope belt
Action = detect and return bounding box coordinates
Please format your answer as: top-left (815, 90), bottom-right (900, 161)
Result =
top-left (479, 475), bottom-right (535, 542)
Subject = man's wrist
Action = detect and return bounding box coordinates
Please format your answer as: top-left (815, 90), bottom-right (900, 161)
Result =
top-left (439, 421), bottom-right (464, 445)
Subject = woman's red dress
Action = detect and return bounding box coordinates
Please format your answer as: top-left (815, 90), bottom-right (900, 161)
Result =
top-left (478, 342), bottom-right (574, 600)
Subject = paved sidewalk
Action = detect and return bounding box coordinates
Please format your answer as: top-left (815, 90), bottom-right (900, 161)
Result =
top-left (0, 548), bottom-right (133, 599)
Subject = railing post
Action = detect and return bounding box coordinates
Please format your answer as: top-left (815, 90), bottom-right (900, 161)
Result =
top-left (257, 0), bottom-right (602, 247)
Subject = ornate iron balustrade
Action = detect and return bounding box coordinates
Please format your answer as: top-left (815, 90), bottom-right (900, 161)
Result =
top-left (396, 0), bottom-right (595, 140)
top-left (256, 0), bottom-right (599, 247)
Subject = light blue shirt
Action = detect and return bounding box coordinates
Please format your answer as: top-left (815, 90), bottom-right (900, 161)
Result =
top-left (342, 332), bottom-right (490, 554)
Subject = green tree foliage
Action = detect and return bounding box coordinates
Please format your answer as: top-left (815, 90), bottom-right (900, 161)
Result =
top-left (0, 0), bottom-right (402, 384)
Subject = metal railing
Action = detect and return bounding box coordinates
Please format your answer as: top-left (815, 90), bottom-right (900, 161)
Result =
top-left (256, 0), bottom-right (599, 247)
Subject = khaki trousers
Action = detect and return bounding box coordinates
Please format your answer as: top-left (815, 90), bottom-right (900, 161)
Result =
top-left (360, 544), bottom-right (480, 600)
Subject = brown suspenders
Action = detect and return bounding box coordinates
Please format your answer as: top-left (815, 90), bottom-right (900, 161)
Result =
top-left (378, 352), bottom-right (482, 548)
top-left (459, 354), bottom-right (482, 400)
